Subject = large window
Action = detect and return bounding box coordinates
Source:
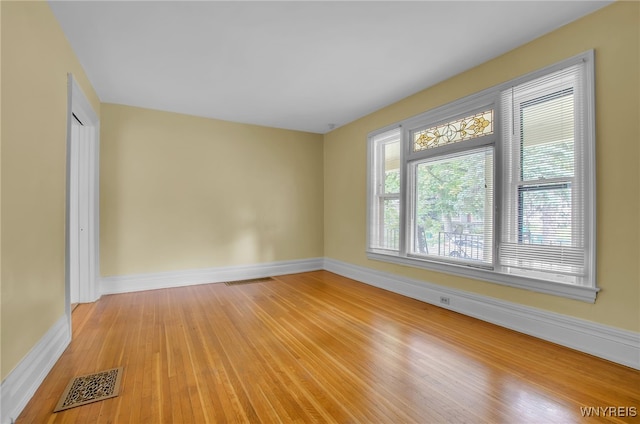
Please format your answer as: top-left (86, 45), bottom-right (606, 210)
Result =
top-left (367, 52), bottom-right (597, 302)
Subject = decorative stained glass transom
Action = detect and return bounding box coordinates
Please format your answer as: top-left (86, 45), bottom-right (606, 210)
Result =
top-left (414, 110), bottom-right (493, 151)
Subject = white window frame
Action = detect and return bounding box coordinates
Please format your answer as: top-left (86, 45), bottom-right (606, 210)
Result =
top-left (366, 51), bottom-right (598, 303)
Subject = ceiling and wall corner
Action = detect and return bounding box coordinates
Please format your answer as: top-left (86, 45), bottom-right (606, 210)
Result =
top-left (48, 1), bottom-right (613, 134)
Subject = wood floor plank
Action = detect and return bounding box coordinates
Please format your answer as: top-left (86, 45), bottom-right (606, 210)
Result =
top-left (16, 270), bottom-right (640, 423)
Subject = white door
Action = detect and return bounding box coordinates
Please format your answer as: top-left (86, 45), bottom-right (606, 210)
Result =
top-left (69, 118), bottom-right (91, 304)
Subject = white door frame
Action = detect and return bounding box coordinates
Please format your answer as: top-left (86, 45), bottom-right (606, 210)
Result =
top-left (65, 74), bottom-right (100, 325)
top-left (69, 119), bottom-right (81, 305)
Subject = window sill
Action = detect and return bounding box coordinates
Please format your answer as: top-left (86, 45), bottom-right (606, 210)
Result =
top-left (366, 251), bottom-right (599, 303)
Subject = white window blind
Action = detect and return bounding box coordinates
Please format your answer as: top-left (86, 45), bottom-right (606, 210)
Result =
top-left (499, 63), bottom-right (590, 284)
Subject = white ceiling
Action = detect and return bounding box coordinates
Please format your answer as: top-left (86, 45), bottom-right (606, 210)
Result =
top-left (49, 1), bottom-right (611, 134)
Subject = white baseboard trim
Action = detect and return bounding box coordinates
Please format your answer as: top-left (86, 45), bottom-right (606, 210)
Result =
top-left (100, 257), bottom-right (324, 296)
top-left (0, 315), bottom-right (70, 424)
top-left (324, 258), bottom-right (640, 370)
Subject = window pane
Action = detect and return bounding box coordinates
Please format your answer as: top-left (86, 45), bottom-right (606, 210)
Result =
top-left (381, 198), bottom-right (399, 250)
top-left (519, 184), bottom-right (572, 246)
top-left (413, 148), bottom-right (493, 263)
top-left (384, 141), bottom-right (400, 194)
top-left (521, 90), bottom-right (574, 180)
top-left (414, 110), bottom-right (493, 152)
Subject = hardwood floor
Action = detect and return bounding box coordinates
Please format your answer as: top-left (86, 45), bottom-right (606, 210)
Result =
top-left (17, 271), bottom-right (639, 423)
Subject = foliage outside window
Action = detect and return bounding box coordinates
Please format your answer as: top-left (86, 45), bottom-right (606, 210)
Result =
top-left (367, 52), bottom-right (597, 302)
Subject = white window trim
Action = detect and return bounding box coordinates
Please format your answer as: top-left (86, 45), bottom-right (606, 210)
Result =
top-left (366, 51), bottom-right (598, 303)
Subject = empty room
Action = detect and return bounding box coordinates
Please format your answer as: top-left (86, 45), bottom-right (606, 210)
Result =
top-left (1, 1), bottom-right (639, 423)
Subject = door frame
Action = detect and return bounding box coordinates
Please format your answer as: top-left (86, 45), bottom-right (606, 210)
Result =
top-left (65, 74), bottom-right (100, 327)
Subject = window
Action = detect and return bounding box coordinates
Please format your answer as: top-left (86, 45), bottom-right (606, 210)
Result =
top-left (410, 147), bottom-right (494, 265)
top-left (367, 52), bottom-right (597, 302)
top-left (370, 129), bottom-right (401, 251)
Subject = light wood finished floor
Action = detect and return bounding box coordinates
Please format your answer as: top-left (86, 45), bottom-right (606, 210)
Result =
top-left (18, 271), bottom-right (639, 423)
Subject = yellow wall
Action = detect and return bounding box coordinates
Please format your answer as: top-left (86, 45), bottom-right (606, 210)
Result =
top-left (1, 1), bottom-right (100, 379)
top-left (324, 1), bottom-right (640, 332)
top-left (100, 104), bottom-right (324, 277)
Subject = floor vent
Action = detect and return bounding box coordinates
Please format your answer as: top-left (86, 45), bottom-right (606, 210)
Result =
top-left (54, 367), bottom-right (123, 412)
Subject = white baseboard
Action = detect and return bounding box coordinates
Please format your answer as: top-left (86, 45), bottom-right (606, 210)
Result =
top-left (324, 258), bottom-right (640, 370)
top-left (100, 257), bottom-right (324, 296)
top-left (0, 315), bottom-right (70, 424)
